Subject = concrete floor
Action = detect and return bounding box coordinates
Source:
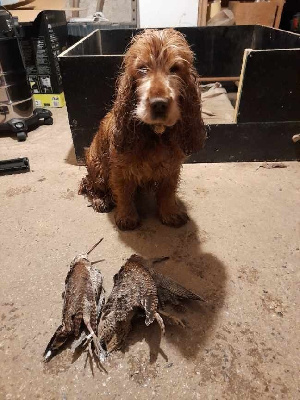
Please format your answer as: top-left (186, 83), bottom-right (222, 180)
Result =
top-left (0, 108), bottom-right (299, 400)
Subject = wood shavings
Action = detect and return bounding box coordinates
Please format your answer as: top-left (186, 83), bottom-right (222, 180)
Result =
top-left (292, 134), bottom-right (300, 143)
top-left (256, 162), bottom-right (287, 171)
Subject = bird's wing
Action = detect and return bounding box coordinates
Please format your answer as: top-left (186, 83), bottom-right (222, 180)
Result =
top-left (90, 267), bottom-right (104, 300)
top-left (104, 261), bottom-right (158, 325)
top-left (62, 264), bottom-right (90, 325)
top-left (90, 267), bottom-right (105, 322)
top-left (149, 268), bottom-right (205, 302)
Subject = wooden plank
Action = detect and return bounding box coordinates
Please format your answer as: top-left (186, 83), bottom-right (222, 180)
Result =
top-left (179, 26), bottom-right (254, 76)
top-left (236, 49), bottom-right (300, 123)
top-left (234, 48), bottom-right (250, 123)
top-left (99, 26), bottom-right (254, 75)
top-left (198, 0), bottom-right (208, 26)
top-left (59, 53), bottom-right (123, 162)
top-left (72, 121), bottom-right (300, 165)
top-left (201, 0), bottom-right (208, 26)
top-left (187, 122), bottom-right (300, 163)
top-left (253, 25), bottom-right (300, 50)
top-left (199, 76), bottom-right (240, 82)
top-left (197, 0), bottom-right (202, 26)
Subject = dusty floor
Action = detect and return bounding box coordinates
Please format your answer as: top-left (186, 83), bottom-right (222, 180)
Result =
top-left (0, 108), bottom-right (299, 400)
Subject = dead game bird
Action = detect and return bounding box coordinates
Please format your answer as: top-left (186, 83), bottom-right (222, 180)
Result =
top-left (44, 238), bottom-right (105, 361)
top-left (98, 254), bottom-right (204, 358)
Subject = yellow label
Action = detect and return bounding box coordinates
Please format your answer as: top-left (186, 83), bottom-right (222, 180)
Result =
top-left (33, 93), bottom-right (65, 108)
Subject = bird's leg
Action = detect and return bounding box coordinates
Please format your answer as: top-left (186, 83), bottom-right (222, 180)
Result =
top-left (72, 331), bottom-right (93, 352)
top-left (78, 331), bottom-right (107, 362)
top-left (87, 341), bottom-right (93, 360)
top-left (154, 312), bottom-right (165, 335)
top-left (84, 320), bottom-right (101, 358)
top-left (159, 310), bottom-right (186, 328)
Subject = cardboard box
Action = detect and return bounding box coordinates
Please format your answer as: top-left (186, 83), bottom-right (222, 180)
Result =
top-left (228, 1), bottom-right (278, 27)
top-left (7, 0), bottom-right (85, 21)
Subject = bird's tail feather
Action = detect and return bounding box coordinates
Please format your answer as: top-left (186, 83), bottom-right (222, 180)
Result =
top-left (43, 324), bottom-right (70, 361)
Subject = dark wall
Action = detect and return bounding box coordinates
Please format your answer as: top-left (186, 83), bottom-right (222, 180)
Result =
top-left (280, 0), bottom-right (300, 32)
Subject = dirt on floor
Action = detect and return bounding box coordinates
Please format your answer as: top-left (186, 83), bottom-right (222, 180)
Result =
top-left (0, 108), bottom-right (299, 400)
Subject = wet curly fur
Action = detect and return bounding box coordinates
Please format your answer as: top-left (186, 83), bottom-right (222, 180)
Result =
top-left (79, 28), bottom-right (206, 231)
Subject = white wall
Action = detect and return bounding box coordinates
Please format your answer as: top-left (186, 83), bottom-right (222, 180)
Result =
top-left (77, 0), bottom-right (133, 22)
top-left (68, 0), bottom-right (199, 27)
top-left (138, 0), bottom-right (199, 28)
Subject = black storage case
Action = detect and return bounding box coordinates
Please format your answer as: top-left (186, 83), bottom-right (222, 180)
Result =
top-left (19, 10), bottom-right (68, 96)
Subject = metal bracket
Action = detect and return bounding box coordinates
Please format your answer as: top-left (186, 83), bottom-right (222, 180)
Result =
top-left (0, 157), bottom-right (30, 175)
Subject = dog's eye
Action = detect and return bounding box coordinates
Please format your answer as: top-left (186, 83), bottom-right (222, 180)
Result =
top-left (138, 65), bottom-right (148, 74)
top-left (170, 64), bottom-right (180, 74)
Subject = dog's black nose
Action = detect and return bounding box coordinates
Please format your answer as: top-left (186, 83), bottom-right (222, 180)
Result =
top-left (150, 97), bottom-right (169, 118)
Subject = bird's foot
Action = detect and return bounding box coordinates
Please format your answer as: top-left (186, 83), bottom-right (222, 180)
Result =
top-left (159, 310), bottom-right (186, 328)
top-left (78, 332), bottom-right (107, 363)
top-left (98, 344), bottom-right (108, 363)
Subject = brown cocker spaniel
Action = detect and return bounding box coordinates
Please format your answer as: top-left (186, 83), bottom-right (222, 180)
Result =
top-left (79, 28), bottom-right (206, 231)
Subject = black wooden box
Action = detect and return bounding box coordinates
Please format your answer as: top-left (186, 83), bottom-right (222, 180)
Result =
top-left (59, 26), bottom-right (300, 164)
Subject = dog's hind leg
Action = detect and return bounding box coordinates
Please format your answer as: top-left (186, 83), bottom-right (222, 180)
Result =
top-left (79, 155), bottom-right (114, 213)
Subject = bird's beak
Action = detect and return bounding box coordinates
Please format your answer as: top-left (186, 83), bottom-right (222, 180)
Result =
top-left (87, 238), bottom-right (104, 255)
top-left (91, 259), bottom-right (105, 265)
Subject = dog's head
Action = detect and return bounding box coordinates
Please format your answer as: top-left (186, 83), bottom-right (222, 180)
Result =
top-left (113, 28), bottom-right (206, 154)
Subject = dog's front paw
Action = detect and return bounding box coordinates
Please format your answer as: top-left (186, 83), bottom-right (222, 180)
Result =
top-left (115, 213), bottom-right (141, 231)
top-left (92, 197), bottom-right (114, 213)
top-left (159, 210), bottom-right (189, 228)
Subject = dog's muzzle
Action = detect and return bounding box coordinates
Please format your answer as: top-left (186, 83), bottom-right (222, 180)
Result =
top-left (149, 97), bottom-right (170, 120)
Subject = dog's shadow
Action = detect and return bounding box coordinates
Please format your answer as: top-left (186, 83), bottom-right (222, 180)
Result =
top-left (107, 191), bottom-right (227, 363)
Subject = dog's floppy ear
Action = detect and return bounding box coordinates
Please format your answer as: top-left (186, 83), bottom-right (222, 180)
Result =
top-left (176, 69), bottom-right (206, 155)
top-left (112, 71), bottom-right (138, 151)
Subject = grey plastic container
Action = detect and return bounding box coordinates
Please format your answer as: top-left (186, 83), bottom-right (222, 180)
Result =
top-left (0, 37), bottom-right (33, 123)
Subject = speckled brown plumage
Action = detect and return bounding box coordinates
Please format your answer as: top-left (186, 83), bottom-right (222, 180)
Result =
top-left (98, 254), bottom-right (204, 357)
top-left (44, 241), bottom-right (105, 361)
top-left (145, 260), bottom-right (205, 308)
